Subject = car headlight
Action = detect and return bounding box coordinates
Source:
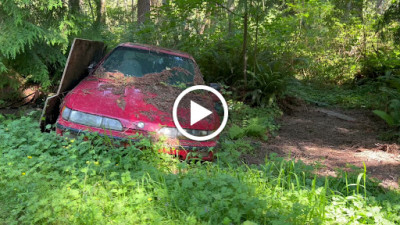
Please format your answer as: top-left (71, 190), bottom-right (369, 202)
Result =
top-left (158, 127), bottom-right (180, 139)
top-left (61, 107), bottom-right (123, 131)
top-left (102, 117), bottom-right (123, 131)
top-left (70, 110), bottom-right (103, 127)
top-left (158, 127), bottom-right (212, 139)
top-left (62, 106), bottom-right (72, 120)
top-left (190, 129), bottom-right (209, 136)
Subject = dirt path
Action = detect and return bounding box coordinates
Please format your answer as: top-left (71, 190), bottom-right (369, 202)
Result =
top-left (244, 103), bottom-right (400, 189)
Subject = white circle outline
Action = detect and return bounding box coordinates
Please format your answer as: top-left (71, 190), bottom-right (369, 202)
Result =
top-left (172, 85), bottom-right (228, 141)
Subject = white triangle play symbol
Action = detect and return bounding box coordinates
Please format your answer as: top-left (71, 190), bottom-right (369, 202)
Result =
top-left (190, 100), bottom-right (212, 126)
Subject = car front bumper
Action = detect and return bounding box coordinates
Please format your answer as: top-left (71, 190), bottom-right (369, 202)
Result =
top-left (56, 123), bottom-right (215, 161)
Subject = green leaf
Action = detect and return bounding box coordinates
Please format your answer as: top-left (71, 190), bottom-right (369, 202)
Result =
top-left (373, 110), bottom-right (394, 126)
top-left (228, 125), bottom-right (245, 140)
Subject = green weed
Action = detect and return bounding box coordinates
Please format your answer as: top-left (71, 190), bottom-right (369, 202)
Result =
top-left (0, 117), bottom-right (399, 224)
top-left (287, 79), bottom-right (384, 109)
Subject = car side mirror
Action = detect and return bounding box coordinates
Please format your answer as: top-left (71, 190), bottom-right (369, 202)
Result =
top-left (209, 83), bottom-right (221, 91)
top-left (88, 62), bottom-right (96, 74)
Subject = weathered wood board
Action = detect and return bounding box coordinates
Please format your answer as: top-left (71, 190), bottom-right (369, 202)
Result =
top-left (40, 38), bottom-right (106, 131)
top-left (316, 108), bottom-right (357, 122)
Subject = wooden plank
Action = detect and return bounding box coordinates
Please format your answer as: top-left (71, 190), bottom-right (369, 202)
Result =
top-left (40, 38), bottom-right (106, 131)
top-left (56, 38), bottom-right (106, 94)
top-left (316, 108), bottom-right (357, 122)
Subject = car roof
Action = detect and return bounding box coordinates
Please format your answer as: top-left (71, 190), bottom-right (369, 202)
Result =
top-left (118, 43), bottom-right (194, 60)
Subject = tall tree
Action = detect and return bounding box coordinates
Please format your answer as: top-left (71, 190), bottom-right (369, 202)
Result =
top-left (95, 0), bottom-right (106, 26)
top-left (199, 3), bottom-right (212, 35)
top-left (227, 0), bottom-right (235, 33)
top-left (69, 0), bottom-right (80, 13)
top-left (242, 0), bottom-right (248, 86)
top-left (137, 0), bottom-right (150, 24)
top-left (132, 0), bottom-right (135, 23)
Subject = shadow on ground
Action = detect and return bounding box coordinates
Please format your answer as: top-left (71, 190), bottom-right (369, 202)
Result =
top-left (243, 104), bottom-right (400, 189)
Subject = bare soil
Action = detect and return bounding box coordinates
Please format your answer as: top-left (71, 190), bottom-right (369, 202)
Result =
top-left (243, 101), bottom-right (400, 189)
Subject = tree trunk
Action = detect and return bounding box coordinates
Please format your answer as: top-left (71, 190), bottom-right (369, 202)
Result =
top-left (227, 0), bottom-right (235, 33)
top-left (242, 0), bottom-right (248, 86)
top-left (95, 0), bottom-right (106, 26)
top-left (254, 9), bottom-right (259, 73)
top-left (69, 0), bottom-right (80, 13)
top-left (199, 4), bottom-right (211, 35)
top-left (362, 0), bottom-right (366, 63)
top-left (88, 0), bottom-right (95, 22)
top-left (132, 0), bottom-right (135, 23)
top-left (375, 0), bottom-right (384, 14)
top-left (137, 0), bottom-right (150, 24)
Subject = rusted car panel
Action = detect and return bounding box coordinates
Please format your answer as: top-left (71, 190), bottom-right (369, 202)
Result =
top-left (40, 38), bottom-right (106, 131)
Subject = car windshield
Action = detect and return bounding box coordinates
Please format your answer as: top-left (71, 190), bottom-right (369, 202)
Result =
top-left (99, 46), bottom-right (195, 85)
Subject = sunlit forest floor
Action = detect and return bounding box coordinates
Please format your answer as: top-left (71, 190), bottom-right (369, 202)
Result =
top-left (242, 100), bottom-right (400, 189)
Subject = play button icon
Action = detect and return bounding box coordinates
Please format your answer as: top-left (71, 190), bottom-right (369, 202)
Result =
top-left (190, 101), bottom-right (212, 126)
top-left (173, 85), bottom-right (229, 141)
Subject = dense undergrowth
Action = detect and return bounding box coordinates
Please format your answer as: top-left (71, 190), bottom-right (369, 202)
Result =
top-left (1, 111), bottom-right (400, 224)
top-left (286, 79), bottom-right (384, 109)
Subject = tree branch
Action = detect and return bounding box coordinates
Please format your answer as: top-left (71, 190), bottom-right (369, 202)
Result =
top-left (208, 0), bottom-right (243, 18)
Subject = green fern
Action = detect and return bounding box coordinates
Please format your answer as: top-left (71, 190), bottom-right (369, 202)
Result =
top-left (0, 0), bottom-right (75, 89)
top-left (373, 99), bottom-right (400, 127)
top-left (373, 110), bottom-right (395, 126)
top-left (228, 125), bottom-right (245, 140)
top-left (246, 69), bottom-right (288, 107)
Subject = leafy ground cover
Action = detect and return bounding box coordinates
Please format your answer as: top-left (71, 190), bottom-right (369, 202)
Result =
top-left (1, 112), bottom-right (400, 224)
top-left (286, 79), bottom-right (385, 110)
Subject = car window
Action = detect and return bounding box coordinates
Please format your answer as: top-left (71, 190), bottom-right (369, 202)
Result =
top-left (100, 46), bottom-right (195, 85)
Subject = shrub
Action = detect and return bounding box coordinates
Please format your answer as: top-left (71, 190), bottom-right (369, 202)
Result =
top-left (228, 124), bottom-right (245, 140)
top-left (246, 69), bottom-right (289, 107)
top-left (373, 72), bottom-right (400, 140)
top-left (228, 118), bottom-right (268, 141)
top-left (245, 118), bottom-right (268, 140)
top-left (373, 99), bottom-right (400, 127)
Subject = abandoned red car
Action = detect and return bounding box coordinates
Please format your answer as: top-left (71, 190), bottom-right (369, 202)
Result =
top-left (54, 42), bottom-right (220, 160)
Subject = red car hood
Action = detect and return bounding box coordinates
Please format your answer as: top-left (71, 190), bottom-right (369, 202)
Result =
top-left (63, 76), bottom-right (219, 132)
